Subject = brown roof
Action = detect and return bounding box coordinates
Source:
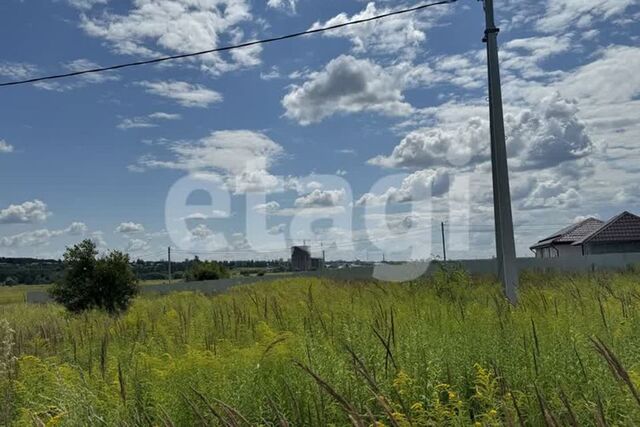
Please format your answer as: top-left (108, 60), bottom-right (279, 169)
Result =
top-left (573, 211), bottom-right (640, 245)
top-left (530, 217), bottom-right (604, 249)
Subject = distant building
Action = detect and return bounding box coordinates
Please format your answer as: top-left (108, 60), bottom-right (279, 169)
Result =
top-left (291, 246), bottom-right (324, 271)
top-left (530, 211), bottom-right (640, 258)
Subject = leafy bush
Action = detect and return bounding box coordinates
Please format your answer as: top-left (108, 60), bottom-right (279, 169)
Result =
top-left (1, 277), bottom-right (18, 287)
top-left (185, 260), bottom-right (229, 282)
top-left (49, 240), bottom-right (139, 313)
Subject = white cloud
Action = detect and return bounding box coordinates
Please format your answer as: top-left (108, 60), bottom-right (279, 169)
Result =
top-left (519, 178), bottom-right (582, 210)
top-left (89, 231), bottom-right (108, 249)
top-left (117, 111), bottom-right (181, 129)
top-left (0, 140), bottom-right (14, 154)
top-left (308, 2), bottom-right (446, 58)
top-left (294, 189), bottom-right (346, 208)
top-left (137, 81), bottom-right (222, 108)
top-left (283, 55), bottom-right (413, 125)
top-left (371, 93), bottom-right (593, 172)
top-left (260, 66), bottom-right (281, 80)
top-left (506, 93), bottom-right (593, 170)
top-left (115, 222), bottom-right (145, 234)
top-left (80, 0), bottom-right (257, 75)
top-left (253, 201), bottom-right (281, 214)
top-left (267, 0), bottom-right (296, 13)
top-left (357, 169), bottom-right (449, 206)
top-left (0, 62), bottom-right (38, 80)
top-left (537, 0), bottom-right (635, 32)
top-left (501, 35), bottom-right (572, 78)
top-left (148, 112), bottom-right (181, 120)
top-left (66, 222), bottom-right (89, 235)
top-left (0, 222), bottom-right (89, 248)
top-left (134, 130), bottom-right (284, 193)
top-left (126, 238), bottom-right (151, 253)
top-left (268, 223), bottom-right (286, 235)
top-left (67, 0), bottom-right (107, 10)
top-left (182, 210), bottom-right (228, 220)
top-left (0, 200), bottom-right (51, 224)
top-left (33, 59), bottom-right (120, 91)
top-left (556, 46), bottom-right (640, 105)
top-left (369, 117), bottom-right (490, 169)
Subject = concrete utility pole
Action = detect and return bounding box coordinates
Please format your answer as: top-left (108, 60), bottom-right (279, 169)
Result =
top-left (167, 246), bottom-right (172, 283)
top-left (441, 222), bottom-right (447, 262)
top-left (482, 0), bottom-right (519, 304)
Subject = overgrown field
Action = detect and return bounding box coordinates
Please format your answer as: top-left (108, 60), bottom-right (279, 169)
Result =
top-left (1, 270), bottom-right (640, 426)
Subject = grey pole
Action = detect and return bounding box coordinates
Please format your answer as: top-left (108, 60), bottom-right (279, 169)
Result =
top-left (441, 222), bottom-right (447, 262)
top-left (482, 0), bottom-right (518, 304)
top-left (168, 246), bottom-right (172, 283)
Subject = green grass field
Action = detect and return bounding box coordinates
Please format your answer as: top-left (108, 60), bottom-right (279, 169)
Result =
top-left (1, 270), bottom-right (640, 425)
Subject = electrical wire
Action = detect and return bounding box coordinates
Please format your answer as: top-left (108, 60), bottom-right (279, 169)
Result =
top-left (0, 0), bottom-right (457, 88)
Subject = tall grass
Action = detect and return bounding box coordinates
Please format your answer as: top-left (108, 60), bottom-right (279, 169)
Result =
top-left (1, 270), bottom-right (640, 425)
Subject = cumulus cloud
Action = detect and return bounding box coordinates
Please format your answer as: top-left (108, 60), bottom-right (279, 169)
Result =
top-left (308, 2), bottom-right (445, 58)
top-left (126, 238), bottom-right (151, 253)
top-left (0, 200), bottom-right (51, 224)
top-left (267, 0), bottom-right (296, 13)
top-left (370, 93), bottom-right (593, 172)
top-left (137, 81), bottom-right (222, 108)
top-left (369, 117), bottom-right (490, 169)
top-left (66, 222), bottom-right (89, 235)
top-left (253, 201), bottom-right (281, 214)
top-left (0, 222), bottom-right (89, 248)
top-left (507, 94), bottom-right (593, 169)
top-left (294, 189), bottom-right (346, 208)
top-left (115, 222), bottom-right (145, 234)
top-left (134, 130), bottom-right (284, 193)
top-left (283, 55), bottom-right (413, 125)
top-left (519, 178), bottom-right (581, 210)
top-left (0, 140), bottom-right (14, 154)
top-left (80, 0), bottom-right (258, 75)
top-left (357, 169), bottom-right (449, 206)
top-left (268, 223), bottom-right (287, 235)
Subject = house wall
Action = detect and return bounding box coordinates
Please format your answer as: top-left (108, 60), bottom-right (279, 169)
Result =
top-left (556, 244), bottom-right (583, 257)
top-left (534, 244), bottom-right (582, 258)
top-left (584, 241), bottom-right (640, 255)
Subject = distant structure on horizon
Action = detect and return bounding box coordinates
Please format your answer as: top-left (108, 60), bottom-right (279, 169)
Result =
top-left (291, 246), bottom-right (324, 271)
top-left (531, 211), bottom-right (640, 258)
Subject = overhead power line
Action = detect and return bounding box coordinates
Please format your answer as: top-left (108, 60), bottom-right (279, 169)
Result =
top-left (0, 0), bottom-right (457, 88)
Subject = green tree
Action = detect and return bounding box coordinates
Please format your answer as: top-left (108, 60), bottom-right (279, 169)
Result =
top-left (185, 259), bottom-right (230, 281)
top-left (1, 277), bottom-right (18, 287)
top-left (50, 240), bottom-right (139, 313)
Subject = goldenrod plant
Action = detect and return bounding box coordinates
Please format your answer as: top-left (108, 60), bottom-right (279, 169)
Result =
top-left (1, 270), bottom-right (640, 425)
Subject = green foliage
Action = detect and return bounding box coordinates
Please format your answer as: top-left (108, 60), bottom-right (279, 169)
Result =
top-left (185, 259), bottom-right (230, 282)
top-left (49, 239), bottom-right (139, 313)
top-left (1, 272), bottom-right (640, 425)
top-left (1, 277), bottom-right (18, 287)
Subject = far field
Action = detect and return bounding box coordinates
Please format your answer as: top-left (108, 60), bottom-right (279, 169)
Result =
top-left (1, 269), bottom-right (640, 425)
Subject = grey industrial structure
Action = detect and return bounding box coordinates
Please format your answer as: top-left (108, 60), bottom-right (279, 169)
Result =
top-left (291, 246), bottom-right (324, 271)
top-left (531, 211), bottom-right (640, 258)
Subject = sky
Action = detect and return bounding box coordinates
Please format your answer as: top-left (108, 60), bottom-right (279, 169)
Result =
top-left (0, 0), bottom-right (639, 262)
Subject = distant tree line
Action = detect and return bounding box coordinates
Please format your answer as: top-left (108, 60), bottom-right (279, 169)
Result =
top-left (1, 255), bottom-right (291, 286)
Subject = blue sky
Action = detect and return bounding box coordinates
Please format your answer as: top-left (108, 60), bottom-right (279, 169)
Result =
top-left (1, 0), bottom-right (639, 261)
